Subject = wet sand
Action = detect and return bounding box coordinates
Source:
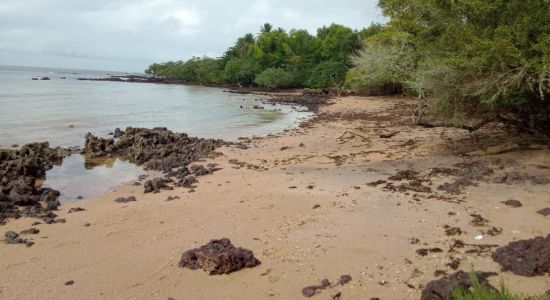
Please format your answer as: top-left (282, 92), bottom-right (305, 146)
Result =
top-left (1, 95), bottom-right (549, 299)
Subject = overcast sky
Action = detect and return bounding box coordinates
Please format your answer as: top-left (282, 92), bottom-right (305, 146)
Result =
top-left (0, 0), bottom-right (384, 72)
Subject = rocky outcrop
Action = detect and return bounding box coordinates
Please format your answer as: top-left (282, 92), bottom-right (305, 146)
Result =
top-left (83, 127), bottom-right (225, 191)
top-left (0, 143), bottom-right (68, 224)
top-left (178, 238), bottom-right (261, 275)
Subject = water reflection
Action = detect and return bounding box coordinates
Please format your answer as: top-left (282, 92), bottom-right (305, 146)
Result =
top-left (42, 154), bottom-right (145, 202)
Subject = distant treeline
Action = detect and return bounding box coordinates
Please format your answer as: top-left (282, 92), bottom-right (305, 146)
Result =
top-left (145, 23), bottom-right (383, 89)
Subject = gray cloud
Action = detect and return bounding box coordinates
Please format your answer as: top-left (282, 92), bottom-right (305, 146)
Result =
top-left (0, 0), bottom-right (384, 72)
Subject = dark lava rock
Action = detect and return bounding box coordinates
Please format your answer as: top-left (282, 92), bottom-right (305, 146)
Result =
top-left (537, 208), bottom-right (550, 217)
top-left (530, 175), bottom-right (550, 185)
top-left (67, 207), bottom-right (85, 213)
top-left (0, 142), bottom-right (68, 223)
top-left (144, 177), bottom-right (169, 193)
top-left (83, 127), bottom-right (224, 174)
top-left (337, 274), bottom-right (352, 285)
top-left (20, 228), bottom-right (39, 235)
top-left (438, 163), bottom-right (493, 194)
top-left (177, 175), bottom-right (197, 189)
top-left (492, 235), bottom-right (550, 276)
top-left (501, 199), bottom-right (523, 207)
top-left (416, 248), bottom-right (443, 256)
top-left (4, 230), bottom-right (34, 247)
top-left (420, 270), bottom-right (497, 300)
top-left (178, 238), bottom-right (261, 275)
top-left (166, 195), bottom-right (180, 201)
top-left (444, 225), bottom-right (463, 236)
top-left (301, 275), bottom-right (352, 298)
top-left (366, 180), bottom-right (387, 187)
top-left (493, 172), bottom-right (548, 185)
top-left (113, 127), bottom-right (123, 138)
top-left (114, 196), bottom-right (136, 203)
top-left (302, 279), bottom-right (331, 298)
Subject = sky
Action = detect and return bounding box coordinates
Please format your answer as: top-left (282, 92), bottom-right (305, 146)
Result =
top-left (0, 0), bottom-right (384, 72)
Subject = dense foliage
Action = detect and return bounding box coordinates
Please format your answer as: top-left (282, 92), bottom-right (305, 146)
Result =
top-left (349, 0), bottom-right (550, 133)
top-left (145, 23), bottom-right (382, 89)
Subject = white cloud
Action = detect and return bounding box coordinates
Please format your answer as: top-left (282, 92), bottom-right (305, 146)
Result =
top-left (0, 0), bottom-right (384, 72)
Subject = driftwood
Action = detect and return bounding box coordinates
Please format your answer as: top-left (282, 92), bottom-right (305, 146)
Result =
top-left (338, 129), bottom-right (372, 140)
top-left (417, 119), bottom-right (492, 132)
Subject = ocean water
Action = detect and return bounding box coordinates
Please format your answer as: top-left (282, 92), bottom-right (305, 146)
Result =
top-left (0, 65), bottom-right (310, 201)
top-left (0, 65), bottom-right (310, 148)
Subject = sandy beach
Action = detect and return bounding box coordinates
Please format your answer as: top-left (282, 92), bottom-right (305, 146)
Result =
top-left (1, 95), bottom-right (549, 299)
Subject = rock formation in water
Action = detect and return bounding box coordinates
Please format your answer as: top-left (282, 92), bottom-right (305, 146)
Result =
top-left (0, 143), bottom-right (69, 224)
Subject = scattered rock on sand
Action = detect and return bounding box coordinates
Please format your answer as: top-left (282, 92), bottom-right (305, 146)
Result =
top-left (302, 275), bottom-right (352, 298)
top-left (166, 195), bottom-right (180, 201)
top-left (492, 235), bottom-right (550, 276)
top-left (302, 279), bottom-right (331, 298)
top-left (420, 270), bottom-right (497, 300)
top-left (114, 196), bottom-right (136, 203)
top-left (416, 248), bottom-right (443, 256)
top-left (144, 177), bottom-right (169, 193)
top-left (4, 231), bottom-right (34, 247)
top-left (65, 280), bottom-right (74, 286)
top-left (20, 228), bottom-right (39, 235)
top-left (501, 199), bottom-right (523, 207)
top-left (179, 238), bottom-right (261, 275)
top-left (67, 207), bottom-right (85, 213)
top-left (537, 208), bottom-right (550, 217)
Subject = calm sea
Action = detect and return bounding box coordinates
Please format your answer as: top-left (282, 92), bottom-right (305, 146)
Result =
top-left (0, 65), bottom-right (310, 201)
top-left (0, 65), bottom-right (310, 148)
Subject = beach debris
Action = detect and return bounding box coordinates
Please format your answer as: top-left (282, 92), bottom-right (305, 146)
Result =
top-left (337, 129), bottom-right (372, 141)
top-left (301, 275), bottom-right (352, 298)
top-left (420, 270), bottom-right (497, 300)
top-left (179, 238), bottom-right (261, 275)
top-left (501, 199), bottom-right (523, 207)
top-left (65, 280), bottom-right (74, 286)
top-left (114, 196), bottom-right (136, 203)
top-left (474, 235), bottom-right (484, 241)
top-left (537, 208), bottom-right (550, 217)
top-left (492, 235), bottom-right (550, 276)
top-left (312, 204), bottom-right (321, 209)
top-left (379, 131), bottom-right (399, 138)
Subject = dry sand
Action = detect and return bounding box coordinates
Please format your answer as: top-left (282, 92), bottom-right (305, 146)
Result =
top-left (1, 96), bottom-right (549, 299)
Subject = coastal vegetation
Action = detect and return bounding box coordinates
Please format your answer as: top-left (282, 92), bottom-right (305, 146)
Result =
top-left (350, 0), bottom-right (550, 134)
top-left (146, 0), bottom-right (549, 134)
top-left (145, 23), bottom-right (383, 89)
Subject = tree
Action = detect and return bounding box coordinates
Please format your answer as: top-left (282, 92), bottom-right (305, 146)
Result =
top-left (255, 68), bottom-right (295, 89)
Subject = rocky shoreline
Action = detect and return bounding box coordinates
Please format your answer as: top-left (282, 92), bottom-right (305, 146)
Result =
top-left (0, 91), bottom-right (330, 225)
top-left (1, 95), bottom-right (549, 299)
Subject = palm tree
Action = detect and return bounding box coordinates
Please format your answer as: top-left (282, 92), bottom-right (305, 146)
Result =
top-left (260, 23), bottom-right (273, 34)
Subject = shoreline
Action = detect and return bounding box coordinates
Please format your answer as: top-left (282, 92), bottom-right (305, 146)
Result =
top-left (1, 95), bottom-right (549, 299)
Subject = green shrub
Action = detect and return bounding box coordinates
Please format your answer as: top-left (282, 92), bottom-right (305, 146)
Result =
top-left (254, 68), bottom-right (295, 89)
top-left (305, 60), bottom-right (347, 88)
